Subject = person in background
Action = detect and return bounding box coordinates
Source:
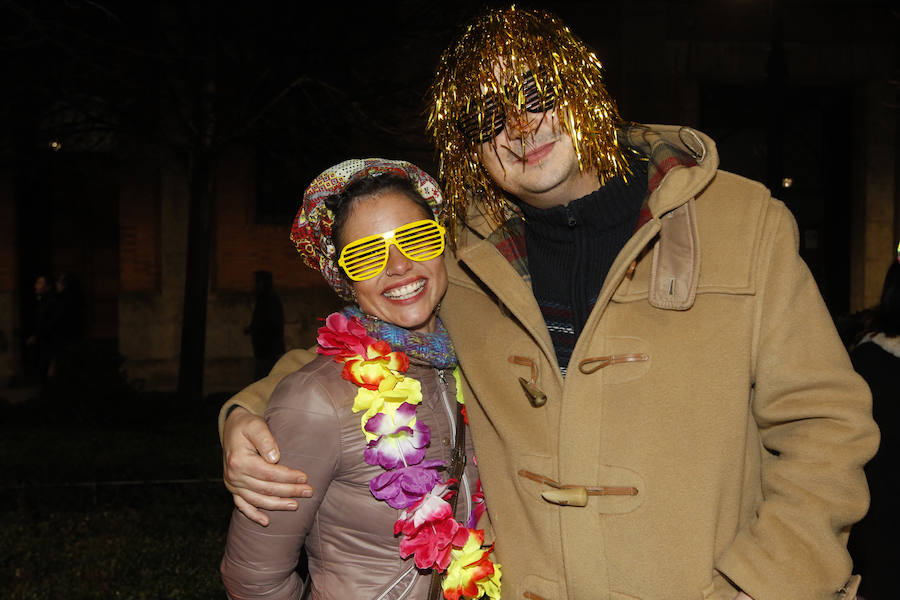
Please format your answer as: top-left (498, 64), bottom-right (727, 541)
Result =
top-left (50, 271), bottom-right (85, 381)
top-left (24, 273), bottom-right (57, 383)
top-left (245, 270), bottom-right (285, 381)
top-left (848, 258), bottom-right (899, 600)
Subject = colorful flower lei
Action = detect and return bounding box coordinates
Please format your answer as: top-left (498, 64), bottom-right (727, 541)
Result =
top-left (317, 312), bottom-right (501, 600)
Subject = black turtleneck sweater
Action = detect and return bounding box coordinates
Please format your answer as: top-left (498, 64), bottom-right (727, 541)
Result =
top-left (516, 160), bottom-right (648, 375)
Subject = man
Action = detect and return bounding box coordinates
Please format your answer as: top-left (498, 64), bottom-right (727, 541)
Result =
top-left (219, 8), bottom-right (877, 599)
top-left (25, 274), bottom-right (57, 382)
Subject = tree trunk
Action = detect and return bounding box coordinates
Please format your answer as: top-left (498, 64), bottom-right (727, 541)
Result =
top-left (176, 15), bottom-right (216, 402)
top-left (176, 141), bottom-right (214, 401)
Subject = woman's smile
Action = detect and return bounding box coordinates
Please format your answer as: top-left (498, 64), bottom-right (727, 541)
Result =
top-left (382, 277), bottom-right (428, 302)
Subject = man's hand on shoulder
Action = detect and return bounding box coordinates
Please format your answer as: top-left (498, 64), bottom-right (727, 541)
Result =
top-left (222, 406), bottom-right (313, 526)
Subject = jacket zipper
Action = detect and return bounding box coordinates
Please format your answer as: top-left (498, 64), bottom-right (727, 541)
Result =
top-left (372, 563), bottom-right (418, 600)
top-left (437, 368), bottom-right (472, 519)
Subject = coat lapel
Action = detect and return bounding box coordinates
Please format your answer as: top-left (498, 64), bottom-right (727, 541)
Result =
top-left (454, 238), bottom-right (559, 373)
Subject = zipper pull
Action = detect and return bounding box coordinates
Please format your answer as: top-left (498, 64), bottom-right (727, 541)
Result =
top-left (565, 204), bottom-right (577, 227)
top-left (438, 369), bottom-right (447, 386)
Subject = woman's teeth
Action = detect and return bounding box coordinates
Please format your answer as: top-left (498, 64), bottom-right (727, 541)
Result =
top-left (383, 279), bottom-right (426, 300)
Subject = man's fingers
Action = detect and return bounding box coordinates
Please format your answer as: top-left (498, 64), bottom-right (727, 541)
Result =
top-left (244, 416), bottom-right (281, 463)
top-left (222, 407), bottom-right (313, 515)
top-left (232, 486), bottom-right (304, 512)
top-left (240, 457), bottom-right (309, 487)
top-left (225, 469), bottom-right (312, 501)
top-left (251, 477), bottom-right (312, 500)
top-left (225, 450), bottom-right (309, 488)
top-left (234, 494), bottom-right (270, 527)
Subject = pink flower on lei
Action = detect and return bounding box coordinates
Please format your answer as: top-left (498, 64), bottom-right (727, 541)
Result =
top-left (400, 512), bottom-right (469, 571)
top-left (394, 481), bottom-right (468, 570)
top-left (316, 313), bottom-right (374, 361)
top-left (394, 480), bottom-right (454, 534)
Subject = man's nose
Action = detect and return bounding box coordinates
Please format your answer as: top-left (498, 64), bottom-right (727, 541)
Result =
top-left (384, 245), bottom-right (412, 276)
top-left (503, 109), bottom-right (542, 141)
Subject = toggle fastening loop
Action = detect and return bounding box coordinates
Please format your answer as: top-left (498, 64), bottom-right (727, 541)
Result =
top-left (578, 353), bottom-right (649, 375)
top-left (518, 469), bottom-right (638, 507)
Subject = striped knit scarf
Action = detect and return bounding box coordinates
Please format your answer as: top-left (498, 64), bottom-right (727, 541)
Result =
top-left (342, 305), bottom-right (458, 369)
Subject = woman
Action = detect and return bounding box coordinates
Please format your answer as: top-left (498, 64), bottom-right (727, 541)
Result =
top-left (220, 159), bottom-right (500, 600)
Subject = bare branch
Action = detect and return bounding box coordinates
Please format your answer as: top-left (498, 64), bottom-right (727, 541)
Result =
top-left (230, 74), bottom-right (315, 140)
top-left (80, 0), bottom-right (121, 24)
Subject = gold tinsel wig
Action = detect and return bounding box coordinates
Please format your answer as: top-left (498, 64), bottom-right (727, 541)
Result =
top-left (427, 6), bottom-right (630, 240)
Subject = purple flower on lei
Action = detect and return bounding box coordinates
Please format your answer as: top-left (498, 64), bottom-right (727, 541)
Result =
top-left (370, 460), bottom-right (445, 509)
top-left (364, 403), bottom-right (431, 469)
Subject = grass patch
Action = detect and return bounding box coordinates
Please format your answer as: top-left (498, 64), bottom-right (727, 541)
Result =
top-left (2, 500), bottom-right (232, 599)
top-left (0, 390), bottom-right (236, 599)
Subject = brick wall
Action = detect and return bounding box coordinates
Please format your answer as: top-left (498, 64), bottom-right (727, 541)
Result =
top-left (120, 160), bottom-right (161, 292)
top-left (118, 150), bottom-right (340, 393)
top-left (118, 158), bottom-right (188, 390)
top-left (205, 148), bottom-right (341, 389)
top-left (214, 149), bottom-right (322, 291)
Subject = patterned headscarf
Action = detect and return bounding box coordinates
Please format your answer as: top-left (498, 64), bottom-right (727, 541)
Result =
top-left (290, 158), bottom-right (445, 300)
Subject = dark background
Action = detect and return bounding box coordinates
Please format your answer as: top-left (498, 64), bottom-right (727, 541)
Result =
top-left (0, 1), bottom-right (897, 597)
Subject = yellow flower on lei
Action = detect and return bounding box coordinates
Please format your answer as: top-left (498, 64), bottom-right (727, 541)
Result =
top-left (442, 529), bottom-right (501, 600)
top-left (351, 375), bottom-right (423, 441)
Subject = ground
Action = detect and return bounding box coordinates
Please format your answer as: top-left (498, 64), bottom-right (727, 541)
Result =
top-left (0, 387), bottom-right (233, 599)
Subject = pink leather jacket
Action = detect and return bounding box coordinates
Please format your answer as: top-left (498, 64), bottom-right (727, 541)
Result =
top-left (221, 354), bottom-right (479, 600)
